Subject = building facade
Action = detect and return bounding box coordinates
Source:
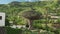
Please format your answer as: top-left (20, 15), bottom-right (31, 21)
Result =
top-left (0, 12), bottom-right (5, 26)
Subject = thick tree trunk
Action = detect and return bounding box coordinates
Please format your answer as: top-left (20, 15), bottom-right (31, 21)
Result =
top-left (28, 20), bottom-right (33, 30)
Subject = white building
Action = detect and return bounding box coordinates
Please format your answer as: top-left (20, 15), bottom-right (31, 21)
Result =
top-left (51, 16), bottom-right (60, 19)
top-left (10, 25), bottom-right (26, 29)
top-left (0, 12), bottom-right (5, 26)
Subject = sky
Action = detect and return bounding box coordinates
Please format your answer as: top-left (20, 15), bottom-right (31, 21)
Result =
top-left (0, 0), bottom-right (23, 4)
top-left (0, 0), bottom-right (39, 4)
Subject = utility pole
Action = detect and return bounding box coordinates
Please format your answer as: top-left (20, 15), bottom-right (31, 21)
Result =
top-left (45, 7), bottom-right (49, 31)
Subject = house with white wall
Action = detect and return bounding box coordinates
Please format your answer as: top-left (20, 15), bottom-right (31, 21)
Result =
top-left (0, 12), bottom-right (5, 26)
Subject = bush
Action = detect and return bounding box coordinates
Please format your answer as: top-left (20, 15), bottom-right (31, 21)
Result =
top-left (6, 27), bottom-right (22, 34)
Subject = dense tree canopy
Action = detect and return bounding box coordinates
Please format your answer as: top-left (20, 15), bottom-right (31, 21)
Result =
top-left (0, 0), bottom-right (60, 26)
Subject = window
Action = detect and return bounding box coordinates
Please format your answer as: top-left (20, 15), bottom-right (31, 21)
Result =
top-left (0, 16), bottom-right (2, 20)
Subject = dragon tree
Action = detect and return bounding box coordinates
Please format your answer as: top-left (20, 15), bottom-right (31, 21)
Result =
top-left (20, 9), bottom-right (42, 30)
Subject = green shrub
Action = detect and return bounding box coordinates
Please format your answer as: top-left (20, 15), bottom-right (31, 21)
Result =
top-left (6, 27), bottom-right (22, 34)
